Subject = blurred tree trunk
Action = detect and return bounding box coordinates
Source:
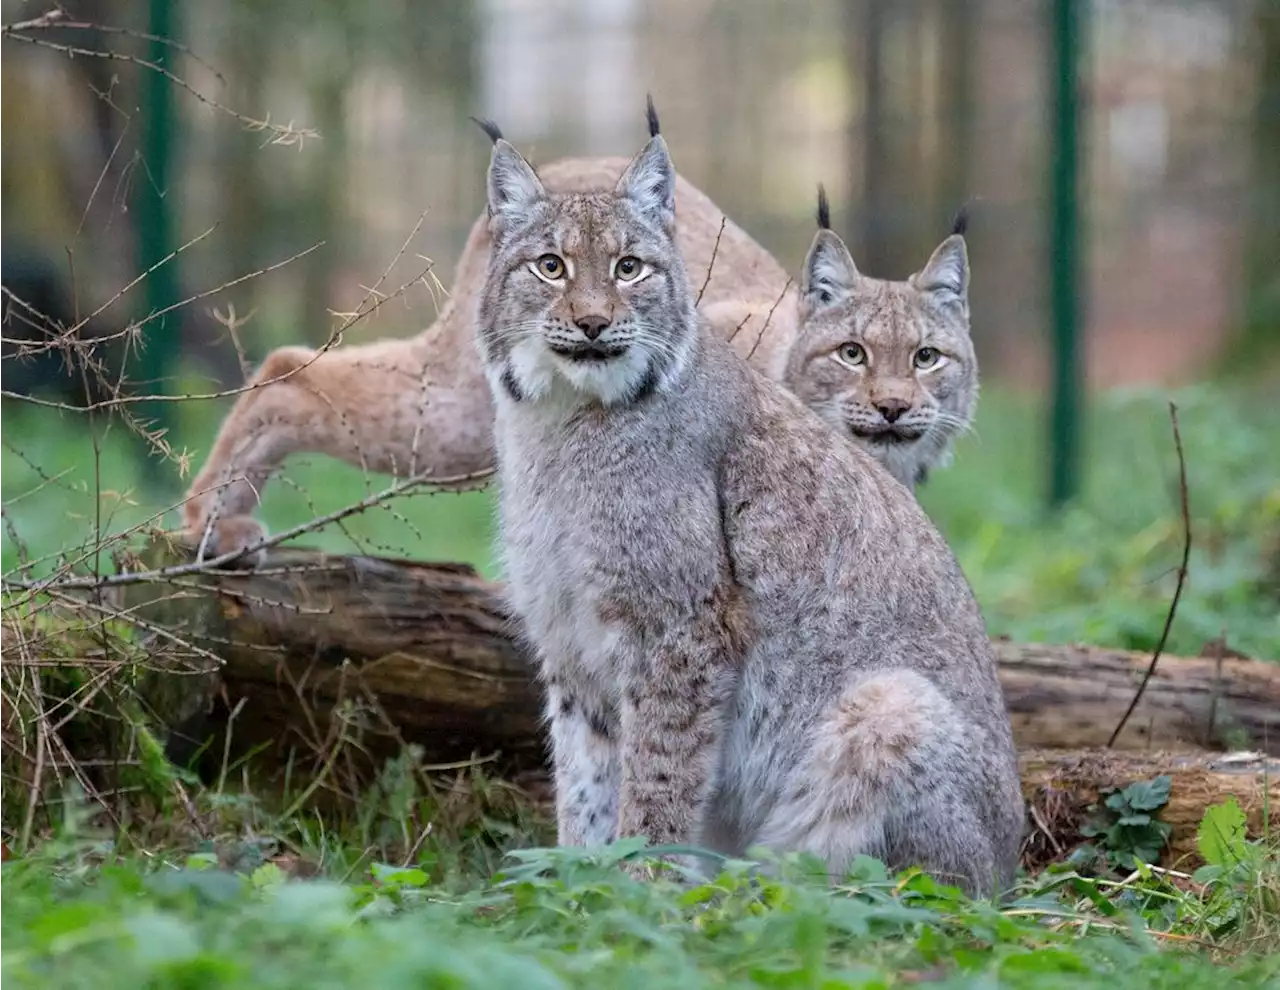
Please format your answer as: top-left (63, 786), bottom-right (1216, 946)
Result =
top-left (1231, 0), bottom-right (1280, 368)
top-left (44, 0), bottom-right (138, 304)
top-left (937, 0), bottom-right (976, 231)
top-left (219, 0), bottom-right (272, 373)
top-left (300, 69), bottom-right (348, 347)
top-left (848, 0), bottom-right (925, 277)
top-left (412, 0), bottom-right (480, 270)
top-left (52, 0), bottom-right (238, 390)
top-left (853, 0), bottom-right (890, 270)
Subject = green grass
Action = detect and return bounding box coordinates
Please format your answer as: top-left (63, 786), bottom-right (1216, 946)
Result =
top-left (4, 379), bottom-right (1278, 657)
top-left (4, 813), bottom-right (1279, 990)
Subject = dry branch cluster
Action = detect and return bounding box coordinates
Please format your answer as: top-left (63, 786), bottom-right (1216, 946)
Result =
top-left (0, 6), bottom-right (460, 845)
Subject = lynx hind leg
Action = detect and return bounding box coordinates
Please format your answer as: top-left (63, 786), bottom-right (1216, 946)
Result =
top-left (546, 683), bottom-right (620, 848)
top-left (181, 337), bottom-right (454, 560)
top-left (755, 669), bottom-right (1007, 897)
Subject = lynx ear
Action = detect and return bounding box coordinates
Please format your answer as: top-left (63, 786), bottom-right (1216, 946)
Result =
top-left (486, 139), bottom-right (547, 233)
top-left (801, 229), bottom-right (860, 309)
top-left (915, 234), bottom-right (969, 300)
top-left (615, 135), bottom-right (676, 230)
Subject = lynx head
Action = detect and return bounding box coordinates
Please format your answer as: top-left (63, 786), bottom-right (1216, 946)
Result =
top-left (474, 100), bottom-right (696, 408)
top-left (783, 187), bottom-right (978, 489)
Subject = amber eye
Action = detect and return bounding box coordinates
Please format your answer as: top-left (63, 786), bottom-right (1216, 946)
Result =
top-left (914, 346), bottom-right (941, 369)
top-left (535, 254), bottom-right (566, 280)
top-left (837, 342), bottom-right (866, 366)
top-left (615, 256), bottom-right (643, 281)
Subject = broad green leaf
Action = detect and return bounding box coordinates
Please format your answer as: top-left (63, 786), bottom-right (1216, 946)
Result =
top-left (1122, 776), bottom-right (1172, 812)
top-left (1197, 797), bottom-right (1248, 868)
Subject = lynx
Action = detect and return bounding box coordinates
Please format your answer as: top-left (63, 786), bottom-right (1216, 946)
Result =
top-left (180, 125), bottom-right (973, 558)
top-left (784, 188), bottom-right (977, 490)
top-left (477, 106), bottom-right (1023, 896)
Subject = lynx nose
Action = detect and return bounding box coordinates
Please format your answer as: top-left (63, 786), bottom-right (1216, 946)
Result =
top-left (876, 398), bottom-right (910, 423)
top-left (575, 314), bottom-right (611, 341)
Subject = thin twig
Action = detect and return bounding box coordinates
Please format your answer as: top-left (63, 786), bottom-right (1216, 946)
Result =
top-left (695, 216), bottom-right (726, 307)
top-left (1108, 402), bottom-right (1191, 748)
top-left (19, 674), bottom-right (48, 852)
top-left (4, 468), bottom-right (495, 595)
top-left (2, 22), bottom-right (315, 145)
top-left (726, 311), bottom-right (754, 344)
top-left (746, 278), bottom-right (793, 362)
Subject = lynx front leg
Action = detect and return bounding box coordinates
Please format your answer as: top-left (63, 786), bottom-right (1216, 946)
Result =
top-left (181, 337), bottom-right (495, 559)
top-left (546, 683), bottom-right (620, 847)
top-left (615, 591), bottom-right (745, 871)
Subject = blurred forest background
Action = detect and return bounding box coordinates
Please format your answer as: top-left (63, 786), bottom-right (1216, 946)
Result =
top-left (3, 0), bottom-right (1278, 656)
top-left (5, 0), bottom-right (1277, 386)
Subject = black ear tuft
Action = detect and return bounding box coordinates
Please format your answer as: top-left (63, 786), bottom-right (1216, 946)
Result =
top-left (645, 94), bottom-right (660, 138)
top-left (950, 202), bottom-right (970, 238)
top-left (470, 117), bottom-right (504, 145)
top-left (816, 184), bottom-right (831, 230)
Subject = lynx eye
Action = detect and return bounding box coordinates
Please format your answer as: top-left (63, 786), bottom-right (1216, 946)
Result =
top-left (914, 346), bottom-right (942, 370)
top-left (534, 254), bottom-right (566, 280)
top-left (836, 342), bottom-right (867, 367)
top-left (615, 256), bottom-right (643, 282)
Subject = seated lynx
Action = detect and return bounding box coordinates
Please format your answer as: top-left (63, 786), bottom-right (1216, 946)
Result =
top-left (477, 103), bottom-right (1023, 896)
top-left (181, 126), bottom-right (976, 558)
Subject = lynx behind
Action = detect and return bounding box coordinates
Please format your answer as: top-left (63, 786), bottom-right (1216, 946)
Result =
top-left (478, 107), bottom-right (1023, 896)
top-left (783, 187), bottom-right (978, 490)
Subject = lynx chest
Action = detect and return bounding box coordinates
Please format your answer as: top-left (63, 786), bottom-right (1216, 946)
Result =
top-left (493, 405), bottom-right (726, 682)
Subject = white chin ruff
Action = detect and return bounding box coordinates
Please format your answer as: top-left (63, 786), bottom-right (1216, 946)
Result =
top-left (506, 337), bottom-right (656, 406)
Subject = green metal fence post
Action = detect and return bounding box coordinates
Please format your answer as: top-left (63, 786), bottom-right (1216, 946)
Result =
top-left (1048, 0), bottom-right (1086, 509)
top-left (133, 0), bottom-right (181, 467)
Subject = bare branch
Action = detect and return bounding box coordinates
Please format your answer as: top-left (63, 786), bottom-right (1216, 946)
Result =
top-left (1107, 402), bottom-right (1192, 748)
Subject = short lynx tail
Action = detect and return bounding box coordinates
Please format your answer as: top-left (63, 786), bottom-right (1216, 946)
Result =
top-left (470, 116), bottom-right (504, 145)
top-left (815, 184), bottom-right (831, 230)
top-left (645, 93), bottom-right (660, 137)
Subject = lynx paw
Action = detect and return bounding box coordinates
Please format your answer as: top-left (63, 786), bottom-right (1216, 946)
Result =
top-left (178, 515), bottom-right (268, 567)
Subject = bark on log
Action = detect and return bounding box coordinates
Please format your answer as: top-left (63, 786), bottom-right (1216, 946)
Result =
top-left (116, 544), bottom-right (1280, 865)
top-left (122, 547), bottom-right (546, 773)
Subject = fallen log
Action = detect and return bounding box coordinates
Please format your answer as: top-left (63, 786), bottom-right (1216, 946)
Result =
top-left (118, 543), bottom-right (1280, 763)
top-left (107, 542), bottom-right (1278, 865)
